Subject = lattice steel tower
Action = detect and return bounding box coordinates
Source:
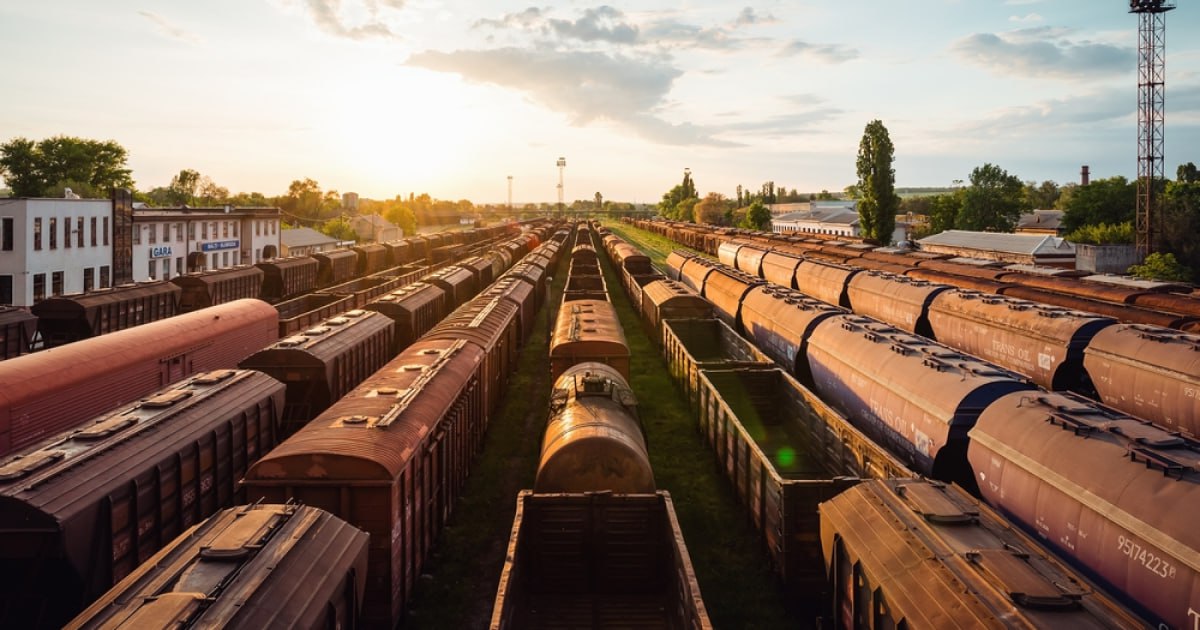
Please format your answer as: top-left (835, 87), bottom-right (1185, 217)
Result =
top-left (1131, 0), bottom-right (1175, 259)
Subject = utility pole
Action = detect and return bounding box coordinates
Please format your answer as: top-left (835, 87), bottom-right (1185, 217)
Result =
top-left (1131, 0), bottom-right (1175, 259)
top-left (557, 157), bottom-right (566, 216)
top-left (507, 175), bottom-right (513, 215)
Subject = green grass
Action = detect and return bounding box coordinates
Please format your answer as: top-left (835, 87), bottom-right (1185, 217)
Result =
top-left (602, 222), bottom-right (710, 270)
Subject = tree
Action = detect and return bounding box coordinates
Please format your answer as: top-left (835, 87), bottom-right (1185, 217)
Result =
top-left (320, 216), bottom-right (357, 242)
top-left (736, 184), bottom-right (744, 207)
top-left (658, 171), bottom-right (699, 220)
top-left (1064, 222), bottom-right (1134, 245)
top-left (1158, 168), bottom-right (1200, 278)
top-left (742, 199), bottom-right (772, 231)
top-left (167, 169), bottom-right (201, 205)
top-left (958, 163), bottom-right (1026, 232)
top-left (0, 135), bottom-right (134, 197)
top-left (1023, 180), bottom-right (1060, 209)
top-left (927, 192), bottom-right (963, 235)
top-left (1059, 176), bottom-right (1135, 233)
top-left (855, 120), bottom-right (900, 244)
top-left (279, 178), bottom-right (339, 222)
top-left (693, 192), bottom-right (727, 225)
top-left (594, 191), bottom-right (603, 211)
top-left (1128, 252), bottom-right (1193, 282)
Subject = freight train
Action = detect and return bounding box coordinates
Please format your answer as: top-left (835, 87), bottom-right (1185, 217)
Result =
top-left (604, 223), bottom-right (1198, 628)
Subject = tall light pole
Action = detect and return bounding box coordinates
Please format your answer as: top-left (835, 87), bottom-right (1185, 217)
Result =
top-left (557, 157), bottom-right (566, 215)
top-left (507, 175), bottom-right (513, 215)
top-left (1131, 0), bottom-right (1175, 259)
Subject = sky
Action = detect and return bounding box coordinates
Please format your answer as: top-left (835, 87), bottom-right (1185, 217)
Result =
top-left (2, 1), bottom-right (1199, 205)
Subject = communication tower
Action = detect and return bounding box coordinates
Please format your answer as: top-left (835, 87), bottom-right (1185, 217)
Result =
top-left (1131, 0), bottom-right (1175, 258)
top-left (556, 157), bottom-right (566, 214)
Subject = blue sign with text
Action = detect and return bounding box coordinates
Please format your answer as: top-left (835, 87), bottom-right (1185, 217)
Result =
top-left (201, 240), bottom-right (240, 252)
top-left (149, 246), bottom-right (173, 258)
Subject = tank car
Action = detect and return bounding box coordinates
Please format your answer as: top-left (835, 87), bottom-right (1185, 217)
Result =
top-left (535, 362), bottom-right (653, 493)
top-left (65, 504), bottom-right (368, 630)
top-left (0, 299), bottom-right (279, 456)
top-left (805, 314), bottom-right (1034, 491)
top-left (969, 391), bottom-right (1200, 629)
top-left (0, 369), bottom-right (283, 628)
top-left (820, 479), bottom-right (1148, 629)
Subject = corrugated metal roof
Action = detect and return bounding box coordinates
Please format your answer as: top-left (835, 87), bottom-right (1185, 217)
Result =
top-left (1017, 209), bottom-right (1064, 230)
top-left (281, 227), bottom-right (339, 248)
top-left (918, 230), bottom-right (1074, 256)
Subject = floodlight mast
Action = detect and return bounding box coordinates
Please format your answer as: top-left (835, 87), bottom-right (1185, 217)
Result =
top-left (1130, 0), bottom-right (1175, 259)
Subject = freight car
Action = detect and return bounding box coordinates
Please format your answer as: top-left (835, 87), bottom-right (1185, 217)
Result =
top-left (805, 315), bottom-right (1034, 491)
top-left (535, 362), bottom-right (654, 493)
top-left (969, 391), bottom-right (1200, 629)
top-left (819, 479), bottom-right (1147, 629)
top-left (425, 293), bottom-right (521, 419)
top-left (423, 265), bottom-right (479, 310)
top-left (362, 281), bottom-right (448, 353)
top-left (549, 299), bottom-right (630, 382)
top-left (0, 299), bottom-right (279, 457)
top-left (737, 285), bottom-right (845, 383)
top-left (0, 369), bottom-right (283, 628)
top-left (31, 281), bottom-right (182, 347)
top-left (239, 310), bottom-right (395, 436)
top-left (1084, 324), bottom-right (1200, 438)
top-left (65, 504), bottom-right (368, 630)
top-left (243, 337), bottom-right (489, 628)
top-left (313, 248), bottom-right (360, 287)
top-left (0, 306), bottom-right (36, 359)
top-left (171, 265), bottom-right (265, 311)
top-left (641, 279), bottom-right (713, 343)
top-left (256, 255), bottom-right (320, 302)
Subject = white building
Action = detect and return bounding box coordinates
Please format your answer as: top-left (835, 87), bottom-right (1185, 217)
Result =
top-left (769, 201), bottom-right (908, 244)
top-left (0, 197), bottom-right (115, 306)
top-left (0, 191), bottom-right (282, 305)
top-left (131, 206), bottom-right (282, 282)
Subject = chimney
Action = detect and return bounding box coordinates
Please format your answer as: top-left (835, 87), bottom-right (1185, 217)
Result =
top-left (1081, 165), bottom-right (1090, 186)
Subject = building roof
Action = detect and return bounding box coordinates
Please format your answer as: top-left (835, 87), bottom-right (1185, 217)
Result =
top-left (773, 206), bottom-right (859, 226)
top-left (281, 227), bottom-right (339, 248)
top-left (350, 214), bottom-right (397, 229)
top-left (918, 230), bottom-right (1075, 256)
top-left (1017, 209), bottom-right (1064, 231)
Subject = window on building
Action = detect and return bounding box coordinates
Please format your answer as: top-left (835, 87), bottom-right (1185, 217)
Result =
top-left (188, 222), bottom-right (196, 240)
top-left (175, 258), bottom-right (183, 276)
top-left (163, 259), bottom-right (170, 280)
top-left (76, 217), bottom-right (84, 247)
top-left (33, 273), bottom-right (45, 302)
top-left (223, 221), bottom-right (229, 238)
top-left (255, 221), bottom-right (261, 236)
top-left (211, 222), bottom-right (217, 239)
top-left (2, 217), bottom-right (12, 251)
top-left (103, 217), bottom-right (109, 246)
top-left (202, 222), bottom-right (208, 239)
top-left (233, 222), bottom-right (239, 237)
top-left (272, 220), bottom-right (277, 235)
top-left (51, 271), bottom-right (63, 296)
top-left (133, 225), bottom-right (141, 244)
top-left (49, 218), bottom-right (57, 249)
top-left (64, 218), bottom-right (72, 248)
top-left (0, 275), bottom-right (11, 305)
top-left (148, 225), bottom-right (156, 244)
top-left (100, 265), bottom-right (110, 288)
top-left (35, 217), bottom-right (43, 250)
top-left (83, 268), bottom-right (94, 292)
top-left (210, 253), bottom-right (217, 269)
top-left (91, 217), bottom-right (97, 246)
top-left (175, 223), bottom-right (183, 242)
top-left (223, 251), bottom-right (230, 266)
top-left (148, 260), bottom-right (156, 280)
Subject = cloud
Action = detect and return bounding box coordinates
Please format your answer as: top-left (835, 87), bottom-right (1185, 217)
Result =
top-left (301, 0), bottom-right (403, 40)
top-left (733, 7), bottom-right (777, 28)
top-left (955, 87), bottom-right (1131, 137)
top-left (951, 29), bottom-right (1133, 79)
top-left (473, 7), bottom-right (545, 31)
top-left (778, 39), bottom-right (859, 63)
top-left (138, 11), bottom-right (203, 44)
top-left (547, 6), bottom-right (639, 44)
top-left (1009, 13), bottom-right (1043, 23)
top-left (406, 47), bottom-right (736, 146)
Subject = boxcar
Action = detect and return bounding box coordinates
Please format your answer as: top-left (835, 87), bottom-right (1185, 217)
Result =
top-left (1083, 324), bottom-right (1200, 437)
top-left (171, 265), bottom-right (264, 312)
top-left (457, 255), bottom-right (497, 289)
top-left (239, 310), bottom-right (395, 436)
top-left (640, 280), bottom-right (712, 343)
top-left (481, 276), bottom-right (539, 345)
top-left (363, 281), bottom-right (448, 354)
top-left (805, 314), bottom-right (1033, 491)
top-left (535, 362), bottom-right (653, 494)
top-left (820, 479), bottom-right (1147, 629)
top-left (32, 282), bottom-right (182, 347)
top-left (927, 290), bottom-right (1116, 392)
top-left (423, 265), bottom-right (479, 310)
top-left (243, 337), bottom-right (488, 628)
top-left (424, 294), bottom-right (521, 418)
top-left (256, 256), bottom-right (319, 302)
top-left (969, 391), bottom-right (1200, 629)
top-left (0, 299), bottom-right (279, 456)
top-left (65, 504), bottom-right (368, 630)
top-left (384, 239), bottom-right (415, 266)
top-left (490, 491), bottom-right (712, 630)
top-left (549, 299), bottom-right (629, 382)
top-left (0, 369), bottom-right (283, 628)
top-left (502, 262), bottom-right (548, 307)
top-left (0, 306), bottom-right (36, 359)
top-left (313, 249), bottom-right (359, 287)
top-left (352, 242), bottom-right (389, 276)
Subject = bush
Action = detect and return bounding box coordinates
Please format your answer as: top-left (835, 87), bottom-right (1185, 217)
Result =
top-left (1128, 252), bottom-right (1194, 282)
top-left (1065, 222), bottom-right (1133, 245)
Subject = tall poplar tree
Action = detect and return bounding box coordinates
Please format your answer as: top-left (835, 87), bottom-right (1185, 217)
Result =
top-left (855, 120), bottom-right (899, 244)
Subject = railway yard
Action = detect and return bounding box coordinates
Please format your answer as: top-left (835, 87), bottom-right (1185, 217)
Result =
top-left (1, 218), bottom-right (1198, 628)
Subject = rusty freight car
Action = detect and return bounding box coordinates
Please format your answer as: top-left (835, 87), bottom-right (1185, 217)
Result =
top-left (549, 299), bottom-right (630, 382)
top-left (0, 369), bottom-right (284, 628)
top-left (171, 265), bottom-right (265, 311)
top-left (32, 282), bottom-right (182, 347)
top-left (1084, 324), bottom-right (1200, 438)
top-left (0, 306), bottom-right (36, 360)
top-left (65, 504), bottom-right (369, 630)
top-left (362, 281), bottom-right (448, 354)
